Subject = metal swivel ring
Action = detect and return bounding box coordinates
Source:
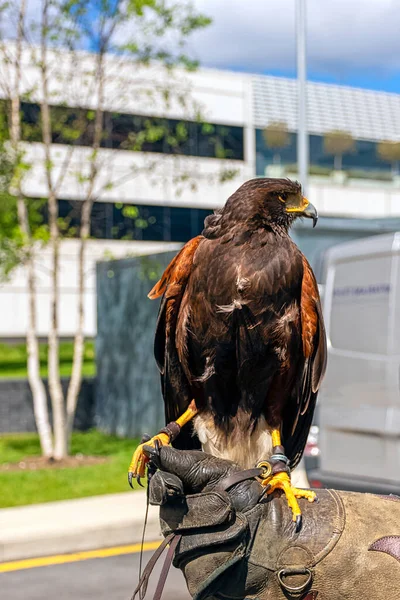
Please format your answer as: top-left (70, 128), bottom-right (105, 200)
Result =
top-left (256, 460), bottom-right (273, 479)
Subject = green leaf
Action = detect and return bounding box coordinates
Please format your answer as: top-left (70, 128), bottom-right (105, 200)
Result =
top-left (122, 205), bottom-right (139, 219)
top-left (176, 122), bottom-right (188, 141)
top-left (134, 218), bottom-right (148, 229)
top-left (201, 123), bottom-right (215, 135)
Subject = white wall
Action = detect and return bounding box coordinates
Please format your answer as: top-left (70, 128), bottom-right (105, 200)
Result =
top-left (21, 143), bottom-right (252, 209)
top-left (22, 143), bottom-right (400, 217)
top-left (308, 179), bottom-right (400, 219)
top-left (9, 46), bottom-right (251, 127)
top-left (0, 239), bottom-right (181, 339)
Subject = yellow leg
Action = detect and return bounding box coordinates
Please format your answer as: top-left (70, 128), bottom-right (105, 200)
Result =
top-left (271, 429), bottom-right (281, 447)
top-left (175, 402), bottom-right (198, 427)
top-left (261, 428), bottom-right (316, 530)
top-left (128, 401), bottom-right (198, 486)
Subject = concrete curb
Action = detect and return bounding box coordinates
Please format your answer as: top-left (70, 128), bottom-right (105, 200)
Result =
top-left (0, 491), bottom-right (161, 563)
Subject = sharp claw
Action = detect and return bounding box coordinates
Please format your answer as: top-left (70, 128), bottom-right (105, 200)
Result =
top-left (295, 515), bottom-right (302, 533)
top-left (128, 433), bottom-right (169, 489)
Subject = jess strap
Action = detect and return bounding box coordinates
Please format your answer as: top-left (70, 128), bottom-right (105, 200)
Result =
top-left (131, 533), bottom-right (182, 600)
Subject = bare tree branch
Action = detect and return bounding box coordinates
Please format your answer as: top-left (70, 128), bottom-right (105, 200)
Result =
top-left (40, 0), bottom-right (66, 460)
top-left (10, 0), bottom-right (53, 458)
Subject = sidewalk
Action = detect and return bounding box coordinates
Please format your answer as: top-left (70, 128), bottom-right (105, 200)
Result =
top-left (0, 491), bottom-right (161, 563)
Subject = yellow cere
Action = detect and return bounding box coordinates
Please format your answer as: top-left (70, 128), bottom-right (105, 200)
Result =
top-left (285, 196), bottom-right (310, 213)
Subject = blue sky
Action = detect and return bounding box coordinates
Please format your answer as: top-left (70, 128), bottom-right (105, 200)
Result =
top-left (189, 0), bottom-right (400, 94)
top-left (14, 0), bottom-right (400, 94)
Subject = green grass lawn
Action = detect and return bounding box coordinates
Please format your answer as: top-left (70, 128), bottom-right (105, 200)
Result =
top-left (0, 340), bottom-right (95, 378)
top-left (0, 430), bottom-right (141, 508)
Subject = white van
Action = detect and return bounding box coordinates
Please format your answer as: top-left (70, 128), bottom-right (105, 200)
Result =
top-left (310, 232), bottom-right (400, 494)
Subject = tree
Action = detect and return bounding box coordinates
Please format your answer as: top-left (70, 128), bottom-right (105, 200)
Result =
top-left (1, 0), bottom-right (54, 457)
top-left (323, 130), bottom-right (355, 171)
top-left (1, 0), bottom-right (225, 459)
top-left (377, 140), bottom-right (400, 175)
top-left (262, 121), bottom-right (290, 165)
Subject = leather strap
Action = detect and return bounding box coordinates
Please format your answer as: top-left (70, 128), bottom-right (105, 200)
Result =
top-left (302, 592), bottom-right (318, 600)
top-left (153, 534), bottom-right (181, 600)
top-left (132, 533), bottom-right (181, 600)
top-left (159, 421), bottom-right (181, 442)
top-left (217, 468), bottom-right (263, 492)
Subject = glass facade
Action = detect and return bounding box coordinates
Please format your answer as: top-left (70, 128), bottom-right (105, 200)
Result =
top-left (56, 199), bottom-right (212, 243)
top-left (20, 102), bottom-right (244, 161)
top-left (255, 129), bottom-right (393, 177)
top-left (16, 102), bottom-right (399, 173)
top-left (20, 100), bottom-right (242, 245)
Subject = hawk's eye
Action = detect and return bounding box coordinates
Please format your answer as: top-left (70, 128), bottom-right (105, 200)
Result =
top-left (279, 192), bottom-right (288, 202)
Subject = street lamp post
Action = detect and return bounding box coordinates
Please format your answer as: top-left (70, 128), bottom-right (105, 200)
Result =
top-left (296, 0), bottom-right (308, 193)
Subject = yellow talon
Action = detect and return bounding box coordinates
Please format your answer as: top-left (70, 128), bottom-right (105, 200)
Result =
top-left (128, 432), bottom-right (170, 486)
top-left (261, 471), bottom-right (316, 529)
top-left (262, 427), bottom-right (317, 530)
top-left (128, 403), bottom-right (198, 487)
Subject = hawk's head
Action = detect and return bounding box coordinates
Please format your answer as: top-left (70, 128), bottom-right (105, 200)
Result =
top-left (240, 178), bottom-right (317, 230)
top-left (204, 178), bottom-right (318, 238)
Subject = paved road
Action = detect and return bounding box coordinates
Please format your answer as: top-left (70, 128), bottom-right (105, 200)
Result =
top-left (1, 550), bottom-right (191, 600)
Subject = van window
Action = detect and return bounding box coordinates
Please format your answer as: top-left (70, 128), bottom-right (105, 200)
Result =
top-left (329, 256), bottom-right (391, 354)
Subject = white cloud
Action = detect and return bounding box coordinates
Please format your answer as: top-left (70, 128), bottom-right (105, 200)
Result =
top-left (5, 0), bottom-right (400, 84)
top-left (187, 0), bottom-right (400, 79)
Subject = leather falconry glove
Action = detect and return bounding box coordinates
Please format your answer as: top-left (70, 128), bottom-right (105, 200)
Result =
top-left (138, 446), bottom-right (400, 600)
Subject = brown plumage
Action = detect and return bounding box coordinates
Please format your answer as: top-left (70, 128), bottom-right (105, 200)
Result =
top-left (149, 178), bottom-right (327, 470)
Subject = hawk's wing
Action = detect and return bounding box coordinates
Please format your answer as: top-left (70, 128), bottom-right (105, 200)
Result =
top-left (283, 256), bottom-right (327, 469)
top-left (148, 236), bottom-right (203, 450)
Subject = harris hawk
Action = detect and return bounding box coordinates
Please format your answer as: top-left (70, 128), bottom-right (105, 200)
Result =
top-left (129, 178), bottom-right (327, 527)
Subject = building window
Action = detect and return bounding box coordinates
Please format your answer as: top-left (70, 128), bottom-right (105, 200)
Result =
top-left (255, 129), bottom-right (392, 176)
top-left (54, 200), bottom-right (212, 243)
top-left (255, 129), bottom-right (296, 175)
top-left (20, 102), bottom-right (244, 161)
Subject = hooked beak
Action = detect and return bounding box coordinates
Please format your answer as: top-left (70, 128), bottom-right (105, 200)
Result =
top-left (285, 197), bottom-right (318, 228)
top-left (302, 202), bottom-right (318, 228)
